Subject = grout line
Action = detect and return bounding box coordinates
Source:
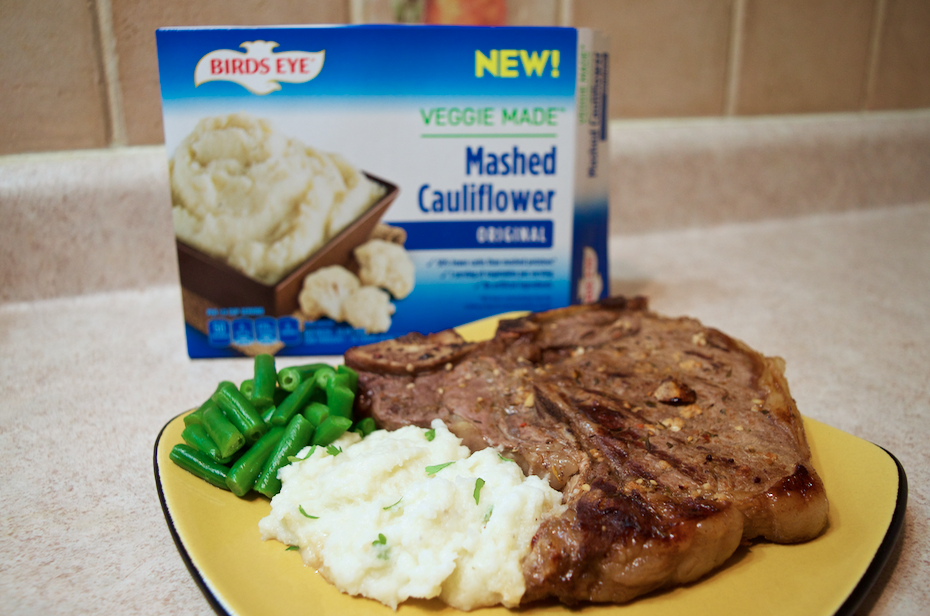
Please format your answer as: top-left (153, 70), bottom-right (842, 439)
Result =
top-left (93, 0), bottom-right (128, 147)
top-left (724, 0), bottom-right (746, 116)
top-left (862, 0), bottom-right (887, 111)
top-left (349, 0), bottom-right (366, 24)
top-left (607, 107), bottom-right (930, 130)
top-left (0, 145), bottom-right (166, 167)
top-left (558, 0), bottom-right (574, 27)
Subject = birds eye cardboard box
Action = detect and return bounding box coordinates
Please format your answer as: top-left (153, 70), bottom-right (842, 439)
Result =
top-left (156, 24), bottom-right (609, 358)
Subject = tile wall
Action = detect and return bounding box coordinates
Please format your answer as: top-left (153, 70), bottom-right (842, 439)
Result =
top-left (1, 0), bottom-right (928, 155)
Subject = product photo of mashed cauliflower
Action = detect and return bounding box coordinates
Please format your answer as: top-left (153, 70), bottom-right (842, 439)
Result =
top-left (170, 113), bottom-right (385, 284)
top-left (259, 420), bottom-right (567, 611)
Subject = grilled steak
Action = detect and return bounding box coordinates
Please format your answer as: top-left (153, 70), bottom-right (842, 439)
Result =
top-left (345, 297), bottom-right (829, 605)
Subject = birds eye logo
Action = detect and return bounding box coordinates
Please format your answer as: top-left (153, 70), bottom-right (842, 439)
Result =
top-left (194, 41), bottom-right (325, 95)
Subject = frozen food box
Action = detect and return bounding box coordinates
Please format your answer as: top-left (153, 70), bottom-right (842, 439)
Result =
top-left (155, 25), bottom-right (610, 358)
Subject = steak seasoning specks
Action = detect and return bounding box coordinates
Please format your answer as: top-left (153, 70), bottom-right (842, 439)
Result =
top-left (156, 25), bottom-right (610, 358)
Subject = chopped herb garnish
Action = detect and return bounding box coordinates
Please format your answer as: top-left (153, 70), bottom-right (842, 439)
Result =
top-left (287, 445), bottom-right (318, 463)
top-left (498, 453), bottom-right (514, 462)
top-left (645, 400), bottom-right (656, 408)
top-left (474, 478), bottom-right (485, 505)
top-left (326, 444), bottom-right (343, 456)
top-left (371, 533), bottom-right (389, 559)
top-left (424, 428), bottom-right (436, 441)
top-left (286, 545), bottom-right (299, 551)
top-left (483, 506), bottom-right (494, 524)
top-left (298, 505), bottom-right (318, 519)
top-left (383, 498), bottom-right (403, 510)
top-left (425, 461), bottom-right (455, 475)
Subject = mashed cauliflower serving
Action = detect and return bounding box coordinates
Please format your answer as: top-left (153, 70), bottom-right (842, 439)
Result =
top-left (259, 420), bottom-right (566, 610)
top-left (170, 113), bottom-right (385, 284)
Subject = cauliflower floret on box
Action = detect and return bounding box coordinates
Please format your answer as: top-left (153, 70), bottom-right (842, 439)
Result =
top-left (343, 286), bottom-right (395, 333)
top-left (354, 239), bottom-right (415, 300)
top-left (298, 265), bottom-right (360, 321)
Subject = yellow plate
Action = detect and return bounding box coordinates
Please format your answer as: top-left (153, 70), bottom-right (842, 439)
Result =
top-left (155, 314), bottom-right (906, 616)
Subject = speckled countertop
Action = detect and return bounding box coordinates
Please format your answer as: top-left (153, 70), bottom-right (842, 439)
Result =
top-left (1, 114), bottom-right (929, 614)
top-left (0, 203), bottom-right (926, 615)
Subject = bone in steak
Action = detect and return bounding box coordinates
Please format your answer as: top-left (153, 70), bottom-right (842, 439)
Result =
top-left (345, 297), bottom-right (829, 605)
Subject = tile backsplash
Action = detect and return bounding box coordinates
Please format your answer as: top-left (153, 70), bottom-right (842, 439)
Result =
top-left (1, 0), bottom-right (928, 155)
top-left (735, 0), bottom-right (877, 115)
top-left (574, 0), bottom-right (733, 118)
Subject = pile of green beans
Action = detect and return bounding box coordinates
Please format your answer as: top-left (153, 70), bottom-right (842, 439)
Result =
top-left (170, 355), bottom-right (375, 497)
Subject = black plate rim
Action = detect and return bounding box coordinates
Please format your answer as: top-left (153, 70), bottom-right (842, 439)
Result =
top-left (154, 412), bottom-right (233, 616)
top-left (833, 446), bottom-right (908, 615)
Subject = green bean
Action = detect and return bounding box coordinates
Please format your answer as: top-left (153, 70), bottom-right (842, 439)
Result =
top-left (331, 373), bottom-right (351, 391)
top-left (311, 416), bottom-right (353, 447)
top-left (239, 379), bottom-right (255, 400)
top-left (277, 363), bottom-right (331, 392)
top-left (270, 378), bottom-right (317, 427)
top-left (202, 404), bottom-right (245, 458)
top-left (314, 366), bottom-right (337, 390)
top-left (262, 404), bottom-right (276, 425)
top-left (253, 354), bottom-right (277, 407)
top-left (302, 402), bottom-right (330, 427)
top-left (337, 365), bottom-right (359, 393)
top-left (183, 408), bottom-right (204, 427)
top-left (170, 444), bottom-right (230, 490)
top-left (184, 395), bottom-right (220, 427)
top-left (181, 423), bottom-right (233, 464)
top-left (353, 417), bottom-right (376, 437)
top-left (322, 369), bottom-right (354, 418)
top-left (327, 384), bottom-right (355, 419)
top-left (254, 415), bottom-right (315, 497)
top-left (188, 380), bottom-right (235, 426)
top-left (309, 386), bottom-right (327, 406)
top-left (225, 427), bottom-right (285, 497)
top-left (212, 382), bottom-right (267, 443)
top-left (240, 378), bottom-right (277, 410)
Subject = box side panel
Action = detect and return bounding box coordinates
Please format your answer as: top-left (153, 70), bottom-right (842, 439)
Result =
top-left (571, 29), bottom-right (611, 304)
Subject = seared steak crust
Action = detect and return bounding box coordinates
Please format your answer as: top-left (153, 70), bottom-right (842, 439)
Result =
top-left (346, 297), bottom-right (828, 605)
